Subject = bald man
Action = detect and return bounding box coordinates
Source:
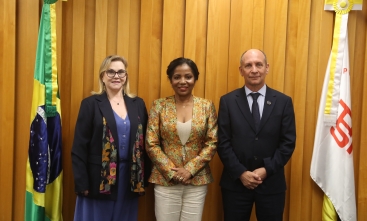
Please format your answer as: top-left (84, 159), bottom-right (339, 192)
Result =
top-left (217, 49), bottom-right (296, 221)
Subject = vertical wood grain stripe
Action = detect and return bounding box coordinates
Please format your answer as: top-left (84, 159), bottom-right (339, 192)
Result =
top-left (191, 0), bottom-right (208, 98)
top-left (117, 0), bottom-right (130, 58)
top-left (94, 0), bottom-right (108, 83)
top-left (206, 0), bottom-right (230, 105)
top-left (160, 0), bottom-right (185, 98)
top-left (251, 0), bottom-right (265, 49)
top-left (288, 0), bottom-right (312, 220)
top-left (0, 0), bottom-right (16, 220)
top-left (228, 0), bottom-right (244, 91)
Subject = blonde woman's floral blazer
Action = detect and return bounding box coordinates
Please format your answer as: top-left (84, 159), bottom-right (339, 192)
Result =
top-left (146, 95), bottom-right (218, 186)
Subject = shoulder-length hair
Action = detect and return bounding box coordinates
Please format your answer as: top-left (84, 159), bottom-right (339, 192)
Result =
top-left (92, 55), bottom-right (136, 98)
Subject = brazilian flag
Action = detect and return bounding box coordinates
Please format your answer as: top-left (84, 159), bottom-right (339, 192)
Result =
top-left (25, 0), bottom-right (63, 220)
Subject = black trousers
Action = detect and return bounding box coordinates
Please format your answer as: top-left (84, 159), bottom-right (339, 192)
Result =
top-left (221, 188), bottom-right (285, 221)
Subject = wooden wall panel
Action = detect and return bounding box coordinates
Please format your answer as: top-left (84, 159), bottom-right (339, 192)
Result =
top-left (228, 0), bottom-right (253, 90)
top-left (136, 0), bottom-right (162, 212)
top-left (60, 0), bottom-right (76, 219)
top-left (206, 0), bottom-right (230, 106)
top-left (251, 0), bottom-right (265, 49)
top-left (83, 0), bottom-right (97, 92)
top-left (264, 1), bottom-right (288, 91)
top-left (204, 1), bottom-right (230, 219)
top-left (227, 0), bottom-right (245, 90)
top-left (13, 0), bottom-right (39, 220)
top-left (184, 0), bottom-right (208, 98)
top-left (117, 0), bottom-right (141, 93)
top-left (93, 0), bottom-right (108, 92)
top-left (286, 0), bottom-right (311, 219)
top-left (61, 0), bottom-right (88, 218)
top-left (138, 0), bottom-right (163, 110)
top-left (184, 0), bottom-right (198, 61)
top-left (355, 5), bottom-right (367, 221)
top-left (129, 0), bottom-right (143, 95)
top-left (160, 0), bottom-right (185, 98)
top-left (302, 2), bottom-right (330, 220)
top-left (106, 0), bottom-right (118, 55)
top-left (69, 2), bottom-right (87, 217)
top-left (2, 0), bottom-right (367, 221)
top-left (117, 0), bottom-right (131, 58)
top-left (358, 40), bottom-right (367, 219)
top-left (0, 0), bottom-right (16, 220)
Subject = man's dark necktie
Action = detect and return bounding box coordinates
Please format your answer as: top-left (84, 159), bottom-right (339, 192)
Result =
top-left (250, 93), bottom-right (260, 131)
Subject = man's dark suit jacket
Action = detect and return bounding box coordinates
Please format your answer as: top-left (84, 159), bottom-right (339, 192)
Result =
top-left (217, 86), bottom-right (296, 194)
top-left (71, 92), bottom-right (150, 200)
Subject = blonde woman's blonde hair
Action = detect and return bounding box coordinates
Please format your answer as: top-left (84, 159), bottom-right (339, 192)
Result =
top-left (92, 55), bottom-right (136, 98)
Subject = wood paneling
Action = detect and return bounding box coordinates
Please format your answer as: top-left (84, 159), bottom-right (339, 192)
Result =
top-left (160, 0), bottom-right (185, 97)
top-left (184, 0), bottom-right (208, 98)
top-left (1, 0), bottom-right (367, 220)
top-left (138, 0), bottom-right (163, 109)
top-left (13, 0), bottom-right (39, 220)
top-left (0, 0), bottom-right (16, 220)
top-left (206, 0), bottom-right (230, 106)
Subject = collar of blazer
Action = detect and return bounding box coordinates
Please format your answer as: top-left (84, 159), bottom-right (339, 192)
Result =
top-left (96, 92), bottom-right (139, 150)
top-left (235, 87), bottom-right (277, 133)
top-left (154, 95), bottom-right (200, 143)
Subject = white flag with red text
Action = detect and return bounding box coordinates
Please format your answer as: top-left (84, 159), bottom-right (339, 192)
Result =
top-left (310, 29), bottom-right (356, 221)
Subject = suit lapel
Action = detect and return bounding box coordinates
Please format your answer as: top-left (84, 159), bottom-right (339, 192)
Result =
top-left (97, 93), bottom-right (119, 145)
top-left (166, 96), bottom-right (180, 142)
top-left (235, 88), bottom-right (257, 132)
top-left (258, 87), bottom-right (276, 132)
top-left (125, 95), bottom-right (138, 151)
top-left (187, 96), bottom-right (204, 142)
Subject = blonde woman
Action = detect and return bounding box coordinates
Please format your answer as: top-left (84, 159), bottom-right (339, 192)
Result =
top-left (71, 55), bottom-right (150, 221)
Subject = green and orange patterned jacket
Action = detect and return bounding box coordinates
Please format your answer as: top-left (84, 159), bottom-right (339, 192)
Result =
top-left (146, 95), bottom-right (218, 186)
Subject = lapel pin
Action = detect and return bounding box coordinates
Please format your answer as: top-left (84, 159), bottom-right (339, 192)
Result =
top-left (267, 101), bottom-right (271, 105)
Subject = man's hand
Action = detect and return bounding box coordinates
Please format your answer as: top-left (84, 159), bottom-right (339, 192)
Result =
top-left (253, 167), bottom-right (267, 180)
top-left (239, 171), bottom-right (263, 189)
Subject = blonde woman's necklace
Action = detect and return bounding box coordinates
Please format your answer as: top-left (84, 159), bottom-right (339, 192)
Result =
top-left (111, 100), bottom-right (121, 105)
top-left (107, 94), bottom-right (123, 105)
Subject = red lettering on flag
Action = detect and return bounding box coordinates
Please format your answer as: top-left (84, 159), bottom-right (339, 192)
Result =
top-left (330, 99), bottom-right (353, 154)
